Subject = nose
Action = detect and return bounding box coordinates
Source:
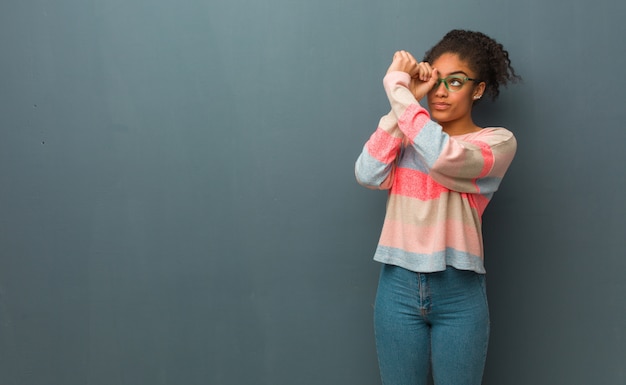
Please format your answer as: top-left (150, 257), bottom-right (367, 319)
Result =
top-left (434, 80), bottom-right (448, 97)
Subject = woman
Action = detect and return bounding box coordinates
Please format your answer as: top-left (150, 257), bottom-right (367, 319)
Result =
top-left (355, 30), bottom-right (520, 385)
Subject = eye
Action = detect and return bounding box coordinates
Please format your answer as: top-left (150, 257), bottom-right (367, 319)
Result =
top-left (447, 77), bottom-right (465, 88)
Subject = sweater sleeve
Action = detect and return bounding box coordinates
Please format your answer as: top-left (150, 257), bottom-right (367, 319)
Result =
top-left (355, 111), bottom-right (403, 190)
top-left (382, 71), bottom-right (517, 194)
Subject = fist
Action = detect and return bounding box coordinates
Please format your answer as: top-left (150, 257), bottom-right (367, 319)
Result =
top-left (386, 50), bottom-right (420, 77)
top-left (409, 62), bottom-right (439, 99)
top-left (387, 51), bottom-right (439, 99)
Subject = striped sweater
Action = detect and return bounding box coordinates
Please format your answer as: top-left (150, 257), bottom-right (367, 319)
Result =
top-left (355, 71), bottom-right (517, 274)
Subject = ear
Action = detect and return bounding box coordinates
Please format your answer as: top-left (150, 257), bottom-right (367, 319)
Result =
top-left (473, 81), bottom-right (486, 100)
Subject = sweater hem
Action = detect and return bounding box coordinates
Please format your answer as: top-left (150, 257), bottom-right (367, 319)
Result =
top-left (373, 246), bottom-right (486, 274)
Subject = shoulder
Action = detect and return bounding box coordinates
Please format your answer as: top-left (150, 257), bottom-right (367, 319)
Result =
top-left (456, 127), bottom-right (516, 157)
top-left (470, 127), bottom-right (516, 147)
top-left (477, 126), bottom-right (514, 138)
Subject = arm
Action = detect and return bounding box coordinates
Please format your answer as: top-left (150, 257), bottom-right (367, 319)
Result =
top-left (355, 111), bottom-right (403, 190)
top-left (427, 128), bottom-right (517, 193)
top-left (384, 71), bottom-right (517, 194)
top-left (355, 51), bottom-right (434, 190)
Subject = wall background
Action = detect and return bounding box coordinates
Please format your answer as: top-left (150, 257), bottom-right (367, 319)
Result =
top-left (1, 0), bottom-right (624, 384)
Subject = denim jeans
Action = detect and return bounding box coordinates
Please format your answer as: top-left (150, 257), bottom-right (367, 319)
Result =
top-left (374, 264), bottom-right (490, 385)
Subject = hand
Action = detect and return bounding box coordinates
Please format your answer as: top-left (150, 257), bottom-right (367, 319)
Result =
top-left (387, 51), bottom-right (439, 100)
top-left (386, 50), bottom-right (420, 77)
top-left (409, 62), bottom-right (439, 100)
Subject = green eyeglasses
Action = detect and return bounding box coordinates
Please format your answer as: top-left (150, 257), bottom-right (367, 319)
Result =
top-left (433, 75), bottom-right (479, 92)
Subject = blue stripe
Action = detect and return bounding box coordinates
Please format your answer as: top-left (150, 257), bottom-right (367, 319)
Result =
top-left (475, 176), bottom-right (502, 194)
top-left (355, 150), bottom-right (393, 187)
top-left (398, 146), bottom-right (430, 173)
top-left (373, 245), bottom-right (485, 274)
top-left (412, 120), bottom-right (447, 168)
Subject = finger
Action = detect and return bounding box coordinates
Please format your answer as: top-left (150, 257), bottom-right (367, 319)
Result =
top-left (417, 65), bottom-right (425, 81)
top-left (399, 51), bottom-right (411, 67)
top-left (422, 62), bottom-right (432, 73)
top-left (405, 51), bottom-right (418, 64)
top-left (394, 51), bottom-right (408, 65)
top-left (388, 51), bottom-right (404, 73)
top-left (418, 62), bottom-right (432, 81)
top-left (427, 68), bottom-right (439, 87)
top-left (419, 63), bottom-right (428, 81)
top-left (392, 51), bottom-right (415, 75)
top-left (408, 53), bottom-right (420, 77)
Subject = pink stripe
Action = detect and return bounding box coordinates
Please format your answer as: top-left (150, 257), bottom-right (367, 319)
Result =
top-left (469, 140), bottom-right (494, 178)
top-left (366, 128), bottom-right (402, 164)
top-left (398, 104), bottom-right (431, 141)
top-left (466, 193), bottom-right (490, 218)
top-left (379, 219), bottom-right (483, 256)
top-left (391, 168), bottom-right (449, 200)
top-left (464, 140), bottom-right (493, 192)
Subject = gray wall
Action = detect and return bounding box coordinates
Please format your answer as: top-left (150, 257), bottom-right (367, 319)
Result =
top-left (1, 0), bottom-right (624, 384)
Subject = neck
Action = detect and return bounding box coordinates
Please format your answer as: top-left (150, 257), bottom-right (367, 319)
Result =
top-left (441, 115), bottom-right (481, 136)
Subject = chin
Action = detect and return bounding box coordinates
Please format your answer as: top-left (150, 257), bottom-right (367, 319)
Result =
top-left (429, 110), bottom-right (450, 124)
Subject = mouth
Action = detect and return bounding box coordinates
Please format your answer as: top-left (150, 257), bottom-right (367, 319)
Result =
top-left (431, 102), bottom-right (450, 111)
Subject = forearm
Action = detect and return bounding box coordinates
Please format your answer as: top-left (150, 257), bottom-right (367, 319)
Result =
top-left (355, 112), bottom-right (402, 189)
top-left (383, 72), bottom-right (416, 119)
top-left (383, 71), bottom-right (432, 141)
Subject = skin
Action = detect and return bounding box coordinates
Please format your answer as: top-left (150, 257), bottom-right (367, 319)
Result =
top-left (386, 51), bottom-right (486, 136)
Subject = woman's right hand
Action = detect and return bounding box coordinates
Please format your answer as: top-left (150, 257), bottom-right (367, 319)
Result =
top-left (386, 50), bottom-right (420, 76)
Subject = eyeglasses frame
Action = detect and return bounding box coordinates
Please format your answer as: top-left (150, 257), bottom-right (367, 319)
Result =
top-left (433, 75), bottom-right (480, 92)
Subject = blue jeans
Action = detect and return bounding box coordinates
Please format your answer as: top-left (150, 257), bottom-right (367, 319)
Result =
top-left (374, 264), bottom-right (490, 385)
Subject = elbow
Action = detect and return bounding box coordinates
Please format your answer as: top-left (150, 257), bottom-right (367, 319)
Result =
top-left (355, 170), bottom-right (392, 190)
top-left (355, 155), bottom-right (394, 190)
top-left (355, 171), bottom-right (380, 189)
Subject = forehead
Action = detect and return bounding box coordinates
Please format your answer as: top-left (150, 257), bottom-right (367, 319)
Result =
top-left (431, 52), bottom-right (475, 77)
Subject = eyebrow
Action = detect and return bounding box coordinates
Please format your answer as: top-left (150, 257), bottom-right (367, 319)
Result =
top-left (440, 70), bottom-right (469, 77)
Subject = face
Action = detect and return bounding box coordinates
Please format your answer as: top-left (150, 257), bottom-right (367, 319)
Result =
top-left (426, 53), bottom-right (484, 125)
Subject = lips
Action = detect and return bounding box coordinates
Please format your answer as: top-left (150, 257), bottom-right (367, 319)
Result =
top-left (431, 102), bottom-right (450, 111)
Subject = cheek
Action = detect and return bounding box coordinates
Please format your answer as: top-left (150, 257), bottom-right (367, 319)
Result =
top-left (453, 93), bottom-right (475, 109)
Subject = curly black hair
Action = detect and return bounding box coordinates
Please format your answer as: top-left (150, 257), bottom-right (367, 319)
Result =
top-left (423, 30), bottom-right (521, 101)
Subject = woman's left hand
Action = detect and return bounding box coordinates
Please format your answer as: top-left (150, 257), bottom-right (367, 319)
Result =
top-left (410, 63), bottom-right (439, 100)
top-left (387, 51), bottom-right (438, 100)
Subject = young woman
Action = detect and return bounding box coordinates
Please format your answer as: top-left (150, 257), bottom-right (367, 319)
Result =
top-left (355, 30), bottom-right (520, 385)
